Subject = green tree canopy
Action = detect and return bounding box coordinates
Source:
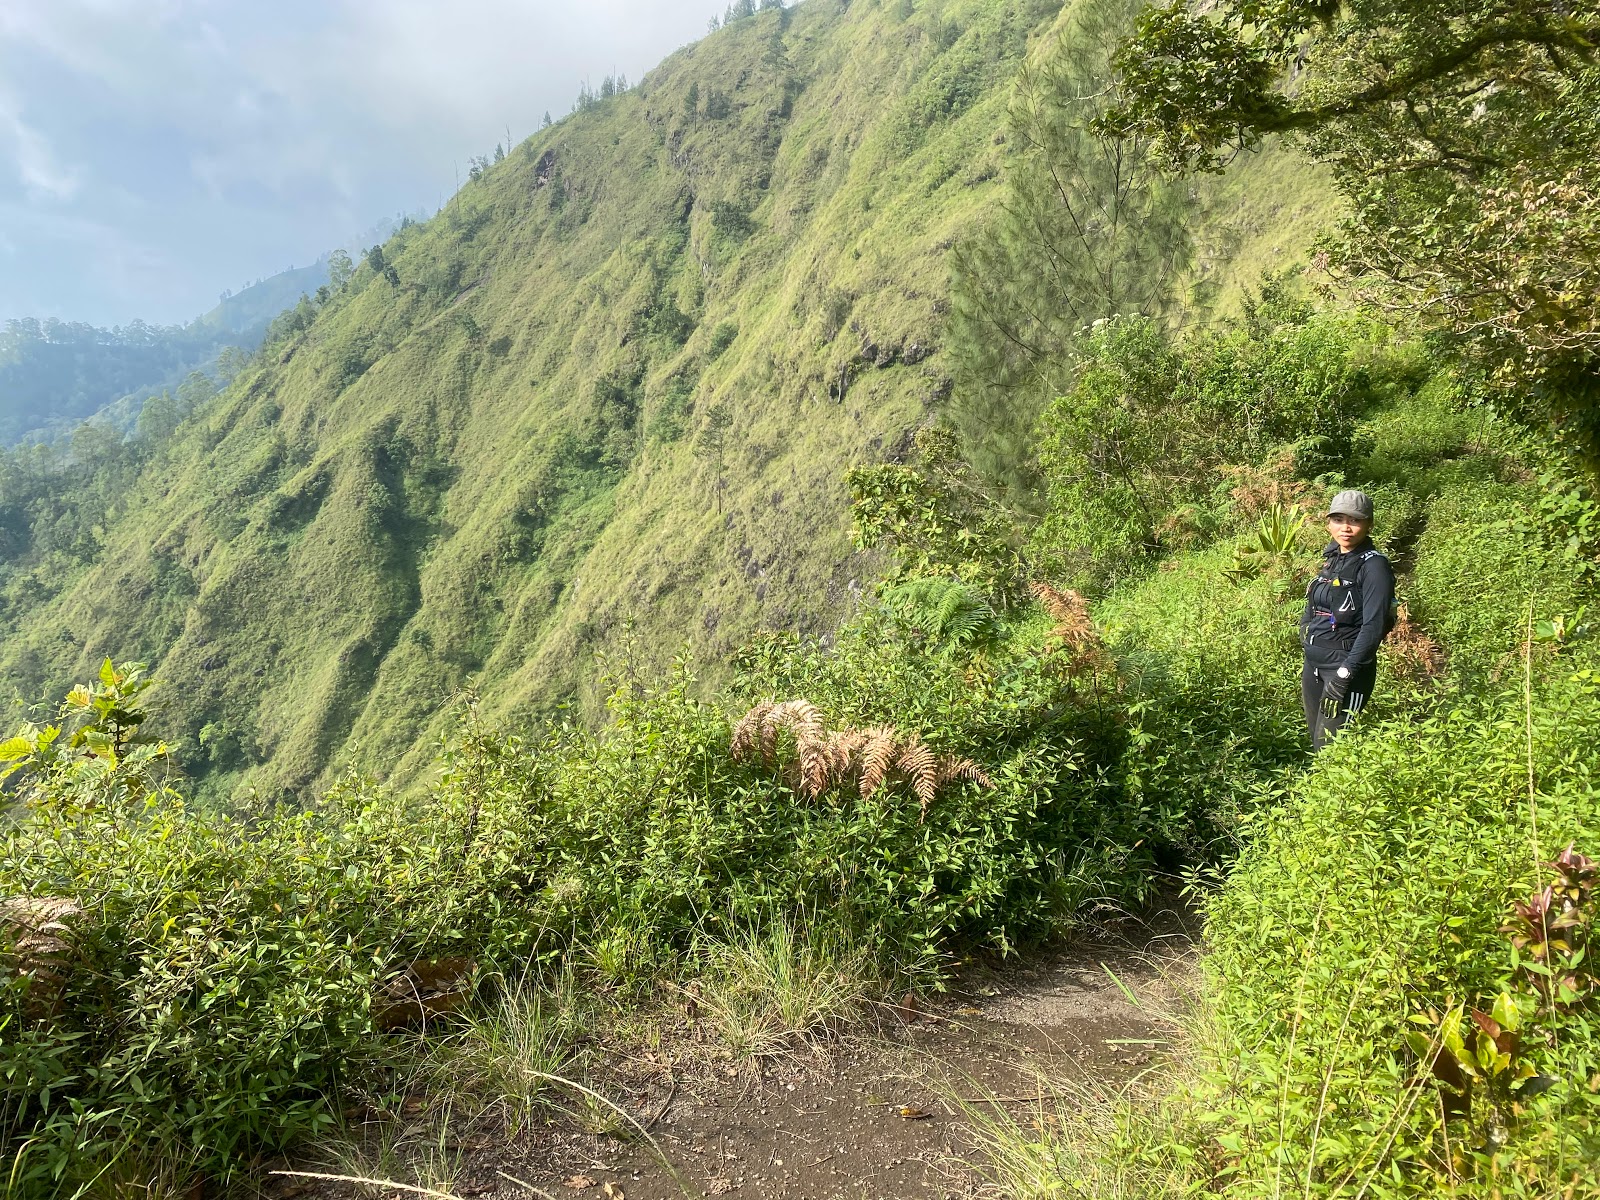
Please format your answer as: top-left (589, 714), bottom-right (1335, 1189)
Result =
top-left (946, 0), bottom-right (1191, 496)
top-left (1104, 0), bottom-right (1600, 468)
top-left (327, 248), bottom-right (354, 289)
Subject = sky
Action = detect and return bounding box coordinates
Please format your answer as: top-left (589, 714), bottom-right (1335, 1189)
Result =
top-left (0, 0), bottom-right (716, 328)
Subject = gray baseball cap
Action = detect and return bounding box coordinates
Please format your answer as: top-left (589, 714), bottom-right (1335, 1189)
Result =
top-left (1327, 489), bottom-right (1374, 521)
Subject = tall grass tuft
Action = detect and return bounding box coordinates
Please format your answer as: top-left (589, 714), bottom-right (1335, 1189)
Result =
top-left (432, 973), bottom-right (592, 1132)
top-left (308, 1103), bottom-right (465, 1200)
top-left (694, 919), bottom-right (873, 1060)
top-left (950, 1069), bottom-right (1199, 1200)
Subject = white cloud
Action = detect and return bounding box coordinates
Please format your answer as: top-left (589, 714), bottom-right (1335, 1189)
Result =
top-left (0, 199), bottom-right (174, 318)
top-left (300, 0), bottom-right (707, 129)
top-left (0, 1), bottom-right (192, 99)
top-left (0, 0), bottom-right (716, 322)
top-left (0, 97), bottom-right (84, 201)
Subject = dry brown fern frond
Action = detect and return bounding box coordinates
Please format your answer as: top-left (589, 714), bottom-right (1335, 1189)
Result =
top-left (1031, 582), bottom-right (1094, 645)
top-left (1030, 581), bottom-right (1110, 677)
top-left (937, 757), bottom-right (993, 791)
top-left (769, 699), bottom-right (824, 746)
top-left (1, 896), bottom-right (82, 1020)
top-left (1383, 605), bottom-right (1447, 684)
top-left (731, 698), bottom-right (827, 773)
top-left (771, 700), bottom-right (831, 798)
top-left (824, 727), bottom-right (869, 775)
top-left (895, 737), bottom-right (940, 814)
top-left (857, 725), bottom-right (900, 799)
top-left (794, 746), bottom-right (832, 800)
top-left (730, 699), bottom-right (775, 764)
top-left (728, 701), bottom-right (994, 815)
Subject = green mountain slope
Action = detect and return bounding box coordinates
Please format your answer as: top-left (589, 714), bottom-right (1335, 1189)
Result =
top-left (0, 0), bottom-right (1334, 802)
top-left (198, 261), bottom-right (332, 336)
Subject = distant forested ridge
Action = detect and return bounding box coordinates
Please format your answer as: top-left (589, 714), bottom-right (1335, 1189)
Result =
top-left (0, 261), bottom-right (328, 446)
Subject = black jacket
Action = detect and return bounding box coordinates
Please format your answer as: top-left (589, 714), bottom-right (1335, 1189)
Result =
top-left (1300, 539), bottom-right (1395, 671)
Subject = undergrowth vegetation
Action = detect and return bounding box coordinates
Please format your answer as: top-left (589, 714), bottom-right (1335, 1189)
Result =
top-left (4, 1), bottom-right (1599, 1197)
top-left (918, 314), bottom-right (1600, 1194)
top-left (0, 606), bottom-right (1133, 1187)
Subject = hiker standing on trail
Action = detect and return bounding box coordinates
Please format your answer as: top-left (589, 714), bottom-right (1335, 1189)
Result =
top-left (1299, 489), bottom-right (1395, 751)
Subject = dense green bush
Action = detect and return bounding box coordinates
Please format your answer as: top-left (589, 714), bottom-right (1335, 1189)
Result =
top-left (1033, 308), bottom-right (1414, 586)
top-left (1195, 657), bottom-right (1600, 1195)
top-left (1096, 541), bottom-right (1310, 854)
top-left (1410, 480), bottom-right (1591, 677)
top-left (727, 613), bottom-right (1166, 936)
top-left (848, 426), bottom-right (1031, 609)
top-left (0, 601), bottom-right (1177, 1185)
top-left (518, 647), bottom-right (1127, 972)
top-left (0, 670), bottom-right (546, 1187)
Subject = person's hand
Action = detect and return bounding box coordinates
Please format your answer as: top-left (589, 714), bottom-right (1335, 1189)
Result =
top-left (1322, 666), bottom-right (1351, 706)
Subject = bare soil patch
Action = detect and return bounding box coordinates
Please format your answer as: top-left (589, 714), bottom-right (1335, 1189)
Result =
top-left (269, 904), bottom-right (1196, 1200)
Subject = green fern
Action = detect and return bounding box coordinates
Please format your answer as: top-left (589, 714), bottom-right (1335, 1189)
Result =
top-left (881, 577), bottom-right (999, 648)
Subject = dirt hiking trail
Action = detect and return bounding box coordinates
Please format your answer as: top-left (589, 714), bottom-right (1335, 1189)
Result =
top-left (271, 907), bottom-right (1197, 1200)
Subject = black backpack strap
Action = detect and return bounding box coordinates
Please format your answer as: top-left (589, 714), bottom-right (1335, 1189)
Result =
top-left (1355, 549), bottom-right (1398, 636)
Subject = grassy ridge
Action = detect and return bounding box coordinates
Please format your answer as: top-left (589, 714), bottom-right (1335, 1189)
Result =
top-left (5, 0), bottom-right (1031, 799)
top-left (0, 0), bottom-right (1331, 804)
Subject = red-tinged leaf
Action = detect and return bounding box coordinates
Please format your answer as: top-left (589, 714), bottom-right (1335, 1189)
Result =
top-left (1467, 1010), bottom-right (1518, 1055)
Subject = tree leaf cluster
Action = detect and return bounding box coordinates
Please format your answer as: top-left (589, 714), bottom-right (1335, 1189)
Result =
top-left (1105, 0), bottom-right (1600, 470)
top-left (945, 0), bottom-right (1192, 493)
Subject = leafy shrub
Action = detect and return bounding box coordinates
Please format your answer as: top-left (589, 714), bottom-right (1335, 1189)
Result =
top-left (534, 630), bottom-right (1144, 970)
top-left (1410, 480), bottom-right (1589, 676)
top-left (1033, 310), bottom-right (1404, 586)
top-left (1096, 540), bottom-right (1309, 854)
top-left (1193, 659), bottom-right (1600, 1194)
top-left (0, 601), bottom-right (1181, 1183)
top-left (849, 426), bottom-right (1029, 609)
top-left (0, 675), bottom-right (547, 1187)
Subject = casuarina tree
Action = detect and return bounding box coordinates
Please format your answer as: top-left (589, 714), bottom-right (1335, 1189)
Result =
top-left (946, 0), bottom-right (1191, 498)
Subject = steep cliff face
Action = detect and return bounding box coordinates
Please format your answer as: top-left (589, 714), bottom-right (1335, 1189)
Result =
top-left (0, 0), bottom-right (1332, 801)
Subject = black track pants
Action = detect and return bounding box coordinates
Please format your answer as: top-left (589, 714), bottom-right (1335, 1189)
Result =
top-left (1301, 659), bottom-right (1377, 751)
